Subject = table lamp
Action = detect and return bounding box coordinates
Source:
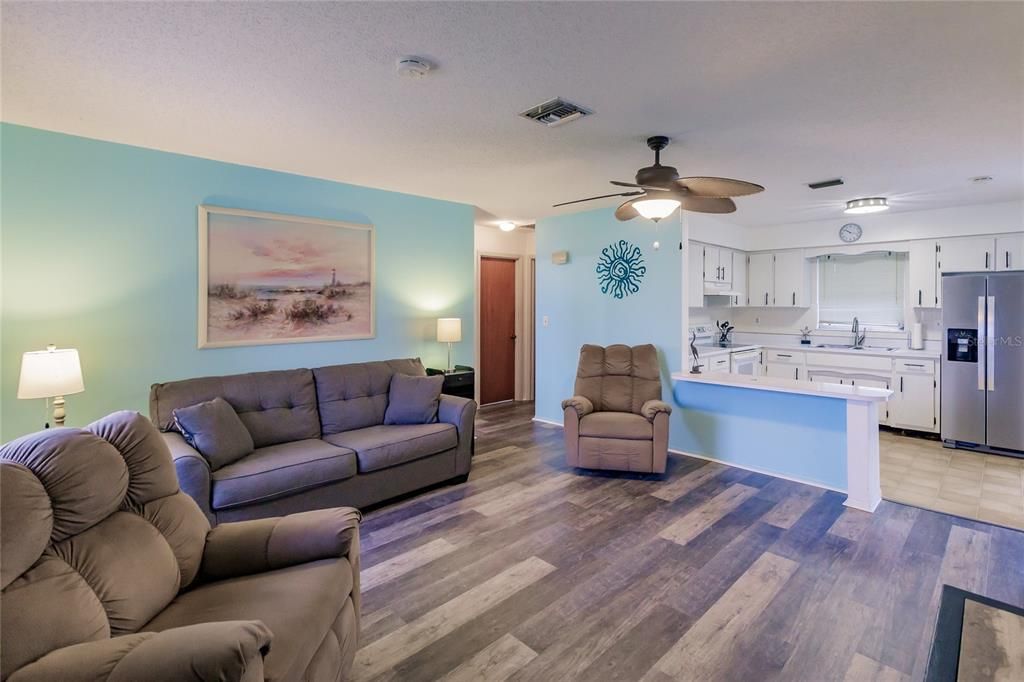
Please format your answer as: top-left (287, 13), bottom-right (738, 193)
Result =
top-left (436, 318), bottom-right (462, 373)
top-left (17, 345), bottom-right (85, 428)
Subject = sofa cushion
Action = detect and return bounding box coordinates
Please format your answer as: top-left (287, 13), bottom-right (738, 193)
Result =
top-left (323, 423), bottom-right (457, 473)
top-left (579, 412), bottom-right (653, 440)
top-left (210, 440), bottom-right (356, 511)
top-left (313, 358), bottom-right (426, 435)
top-left (172, 398), bottom-right (254, 470)
top-left (150, 369), bottom-right (320, 448)
top-left (383, 374), bottom-right (443, 425)
top-left (145, 558), bottom-right (353, 682)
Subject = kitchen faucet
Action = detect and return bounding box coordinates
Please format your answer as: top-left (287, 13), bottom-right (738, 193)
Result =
top-left (851, 317), bottom-right (866, 348)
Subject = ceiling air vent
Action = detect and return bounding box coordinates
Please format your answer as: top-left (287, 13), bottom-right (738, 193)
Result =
top-left (520, 98), bottom-right (592, 127)
top-left (808, 178), bottom-right (844, 190)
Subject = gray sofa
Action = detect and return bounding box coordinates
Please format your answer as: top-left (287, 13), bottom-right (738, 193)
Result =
top-left (149, 358), bottom-right (476, 523)
top-left (1, 411), bottom-right (361, 681)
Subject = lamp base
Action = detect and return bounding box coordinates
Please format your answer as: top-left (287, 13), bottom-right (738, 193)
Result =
top-left (52, 395), bottom-right (67, 427)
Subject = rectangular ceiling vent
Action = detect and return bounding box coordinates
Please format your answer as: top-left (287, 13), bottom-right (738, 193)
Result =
top-left (808, 178), bottom-right (844, 190)
top-left (520, 98), bottom-right (592, 127)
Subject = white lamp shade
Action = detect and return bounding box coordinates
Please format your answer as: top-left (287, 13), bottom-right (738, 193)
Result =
top-left (17, 347), bottom-right (85, 399)
top-left (633, 198), bottom-right (680, 221)
top-left (436, 318), bottom-right (462, 343)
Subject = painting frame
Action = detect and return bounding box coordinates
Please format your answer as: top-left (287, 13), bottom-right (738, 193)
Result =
top-left (197, 204), bottom-right (375, 349)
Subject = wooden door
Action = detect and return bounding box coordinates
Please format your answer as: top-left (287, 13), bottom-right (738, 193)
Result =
top-left (480, 257), bottom-right (517, 404)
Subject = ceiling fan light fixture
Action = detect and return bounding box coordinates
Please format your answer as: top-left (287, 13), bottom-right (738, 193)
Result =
top-left (498, 221), bottom-right (517, 232)
top-left (844, 197), bottom-right (889, 215)
top-left (633, 198), bottom-right (680, 222)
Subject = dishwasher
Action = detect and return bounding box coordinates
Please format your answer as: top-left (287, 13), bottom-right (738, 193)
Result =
top-left (730, 348), bottom-right (763, 376)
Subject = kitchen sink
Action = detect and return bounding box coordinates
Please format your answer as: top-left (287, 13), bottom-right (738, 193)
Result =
top-left (815, 343), bottom-right (898, 352)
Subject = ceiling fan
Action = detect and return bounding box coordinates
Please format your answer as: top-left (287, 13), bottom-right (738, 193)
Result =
top-left (553, 136), bottom-right (764, 221)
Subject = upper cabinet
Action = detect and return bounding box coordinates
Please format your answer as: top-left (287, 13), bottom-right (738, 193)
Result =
top-left (907, 240), bottom-right (938, 308)
top-left (702, 245), bottom-right (733, 284)
top-left (688, 243), bottom-right (705, 308)
top-left (773, 251), bottom-right (808, 307)
top-left (731, 251), bottom-right (747, 306)
top-left (996, 234), bottom-right (1024, 271)
top-left (747, 253), bottom-right (773, 307)
top-left (937, 236), bottom-right (995, 274)
top-left (745, 251), bottom-right (807, 307)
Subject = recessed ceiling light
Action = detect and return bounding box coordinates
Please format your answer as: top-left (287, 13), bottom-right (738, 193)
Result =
top-left (970, 175), bottom-right (993, 184)
top-left (498, 221), bottom-right (517, 232)
top-left (844, 197), bottom-right (889, 215)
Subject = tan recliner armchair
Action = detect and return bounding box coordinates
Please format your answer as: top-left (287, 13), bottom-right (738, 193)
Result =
top-left (1, 411), bottom-right (361, 681)
top-left (561, 344), bottom-right (672, 474)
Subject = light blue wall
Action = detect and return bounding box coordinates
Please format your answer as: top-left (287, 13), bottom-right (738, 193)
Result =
top-left (536, 206), bottom-right (848, 491)
top-left (535, 206), bottom-right (683, 423)
top-left (1, 124), bottom-right (475, 440)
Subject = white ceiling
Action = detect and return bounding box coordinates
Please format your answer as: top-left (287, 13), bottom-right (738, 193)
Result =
top-left (3, 1), bottom-right (1022, 228)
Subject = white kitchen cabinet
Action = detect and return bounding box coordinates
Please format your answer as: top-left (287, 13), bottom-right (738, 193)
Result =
top-left (995, 234), bottom-right (1024, 271)
top-left (890, 372), bottom-right (936, 431)
top-left (772, 251), bottom-right (807, 307)
top-left (703, 245), bottom-right (733, 284)
top-left (747, 253), bottom-right (773, 307)
top-left (907, 240), bottom-right (938, 308)
top-left (706, 355), bottom-right (731, 374)
top-left (763, 350), bottom-right (805, 380)
top-left (688, 243), bottom-right (704, 308)
top-left (731, 250), bottom-right (747, 306)
top-left (937, 236), bottom-right (995, 274)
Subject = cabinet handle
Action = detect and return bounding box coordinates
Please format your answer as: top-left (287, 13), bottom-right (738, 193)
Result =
top-left (1007, 251), bottom-right (1011, 269)
top-left (792, 292), bottom-right (796, 306)
top-left (795, 367), bottom-right (800, 380)
top-left (904, 363), bottom-right (924, 368)
top-left (900, 376), bottom-right (904, 392)
top-left (777, 353), bottom-right (792, 358)
top-left (918, 290), bottom-right (922, 305)
top-left (985, 252), bottom-right (990, 269)
top-left (765, 292), bottom-right (768, 305)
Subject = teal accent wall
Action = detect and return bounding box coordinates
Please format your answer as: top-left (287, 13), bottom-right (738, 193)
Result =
top-left (534, 206), bottom-right (683, 423)
top-left (1, 124), bottom-right (474, 440)
top-left (536, 206), bottom-right (848, 491)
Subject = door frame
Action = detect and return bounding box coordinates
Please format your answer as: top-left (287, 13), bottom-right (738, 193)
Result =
top-left (475, 250), bottom-right (534, 405)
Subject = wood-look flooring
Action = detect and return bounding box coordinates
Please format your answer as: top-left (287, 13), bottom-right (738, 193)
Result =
top-left (354, 402), bottom-right (1024, 681)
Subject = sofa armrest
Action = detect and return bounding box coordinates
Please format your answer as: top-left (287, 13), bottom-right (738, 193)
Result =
top-left (438, 394), bottom-right (476, 472)
top-left (162, 431), bottom-right (214, 523)
top-left (641, 400), bottom-right (672, 422)
top-left (561, 395), bottom-right (594, 417)
top-left (201, 507), bottom-right (361, 581)
top-left (8, 621), bottom-right (271, 682)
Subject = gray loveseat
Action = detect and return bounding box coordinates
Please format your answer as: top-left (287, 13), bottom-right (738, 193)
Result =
top-left (149, 358), bottom-right (476, 523)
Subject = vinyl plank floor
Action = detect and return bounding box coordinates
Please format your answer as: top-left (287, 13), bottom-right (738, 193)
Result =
top-left (355, 402), bottom-right (1024, 681)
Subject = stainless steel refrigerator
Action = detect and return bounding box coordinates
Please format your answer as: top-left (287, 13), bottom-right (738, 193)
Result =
top-left (941, 271), bottom-right (1024, 457)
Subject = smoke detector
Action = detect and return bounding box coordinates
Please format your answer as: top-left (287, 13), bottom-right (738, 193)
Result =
top-left (396, 57), bottom-right (432, 79)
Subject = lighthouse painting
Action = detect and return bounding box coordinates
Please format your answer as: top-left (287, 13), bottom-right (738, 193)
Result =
top-left (198, 205), bottom-right (374, 348)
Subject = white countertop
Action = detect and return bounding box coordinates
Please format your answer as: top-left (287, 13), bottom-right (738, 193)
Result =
top-left (691, 341), bottom-right (939, 360)
top-left (672, 371), bottom-right (893, 403)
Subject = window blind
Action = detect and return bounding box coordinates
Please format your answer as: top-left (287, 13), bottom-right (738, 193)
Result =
top-left (818, 252), bottom-right (904, 328)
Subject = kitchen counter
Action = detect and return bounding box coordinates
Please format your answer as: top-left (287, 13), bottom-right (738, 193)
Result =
top-left (672, 371), bottom-right (892, 402)
top-left (692, 341), bottom-right (939, 360)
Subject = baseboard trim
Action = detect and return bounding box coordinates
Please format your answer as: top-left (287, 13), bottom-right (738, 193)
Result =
top-left (531, 416), bottom-right (563, 428)
top-left (667, 448), bottom-right (846, 495)
top-left (527, 418), bottom-right (846, 495)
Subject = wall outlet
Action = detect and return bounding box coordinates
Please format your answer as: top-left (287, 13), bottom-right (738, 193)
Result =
top-left (542, 315), bottom-right (550, 328)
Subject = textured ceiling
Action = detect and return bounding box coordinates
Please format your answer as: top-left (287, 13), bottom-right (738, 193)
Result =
top-left (3, 1), bottom-right (1022, 228)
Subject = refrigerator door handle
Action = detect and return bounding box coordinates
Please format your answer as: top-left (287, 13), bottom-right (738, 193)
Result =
top-left (978, 296), bottom-right (986, 391)
top-left (987, 296), bottom-right (995, 391)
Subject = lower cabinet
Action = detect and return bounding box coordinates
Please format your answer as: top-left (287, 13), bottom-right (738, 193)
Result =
top-left (763, 350), bottom-right (805, 380)
top-left (890, 372), bottom-right (937, 431)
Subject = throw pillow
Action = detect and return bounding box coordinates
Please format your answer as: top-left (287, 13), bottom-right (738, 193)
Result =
top-left (172, 397), bottom-right (254, 470)
top-left (383, 373), bottom-right (444, 425)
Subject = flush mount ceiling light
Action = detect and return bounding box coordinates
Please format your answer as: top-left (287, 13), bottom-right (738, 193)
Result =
top-left (632, 198), bottom-right (681, 223)
top-left (844, 197), bottom-right (889, 215)
top-left (498, 221), bottom-right (517, 232)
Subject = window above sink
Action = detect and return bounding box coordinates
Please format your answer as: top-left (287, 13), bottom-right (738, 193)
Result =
top-left (817, 252), bottom-right (906, 331)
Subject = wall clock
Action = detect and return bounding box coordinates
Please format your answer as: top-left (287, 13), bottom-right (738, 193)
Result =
top-left (839, 223), bottom-right (863, 243)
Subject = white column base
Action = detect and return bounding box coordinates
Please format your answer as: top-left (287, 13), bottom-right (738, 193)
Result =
top-left (844, 400), bottom-right (882, 512)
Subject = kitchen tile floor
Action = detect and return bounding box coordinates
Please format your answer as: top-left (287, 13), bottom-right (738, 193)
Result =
top-left (881, 430), bottom-right (1024, 531)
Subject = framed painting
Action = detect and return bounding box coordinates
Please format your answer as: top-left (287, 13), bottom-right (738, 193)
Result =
top-left (198, 205), bottom-right (375, 348)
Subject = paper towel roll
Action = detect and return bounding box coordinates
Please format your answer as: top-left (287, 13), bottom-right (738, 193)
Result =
top-left (910, 322), bottom-right (924, 350)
